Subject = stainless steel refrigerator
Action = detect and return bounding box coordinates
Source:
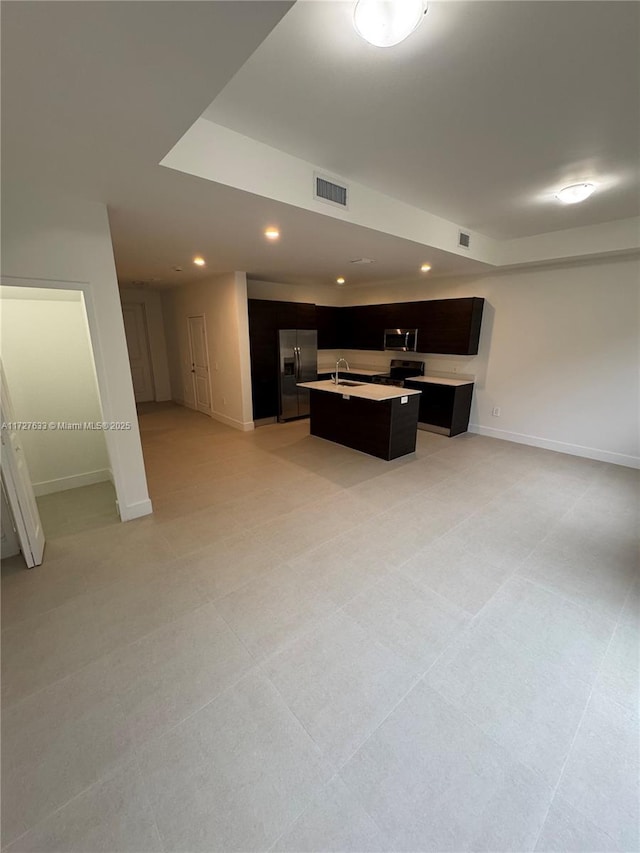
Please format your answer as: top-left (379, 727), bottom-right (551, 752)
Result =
top-left (278, 329), bottom-right (317, 422)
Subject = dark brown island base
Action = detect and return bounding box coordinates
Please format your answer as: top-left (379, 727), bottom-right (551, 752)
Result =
top-left (297, 380), bottom-right (421, 461)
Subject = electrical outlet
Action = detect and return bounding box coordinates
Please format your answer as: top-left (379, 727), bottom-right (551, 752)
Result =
top-left (492, 407), bottom-right (501, 417)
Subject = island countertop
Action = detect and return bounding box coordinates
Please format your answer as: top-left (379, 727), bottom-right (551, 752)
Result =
top-left (298, 379), bottom-right (422, 402)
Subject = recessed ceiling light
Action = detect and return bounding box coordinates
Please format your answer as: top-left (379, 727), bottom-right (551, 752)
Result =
top-left (336, 277), bottom-right (346, 285)
top-left (193, 256), bottom-right (206, 266)
top-left (420, 263), bottom-right (432, 272)
top-left (353, 0), bottom-right (427, 48)
top-left (556, 183), bottom-right (596, 204)
top-left (264, 227), bottom-right (280, 240)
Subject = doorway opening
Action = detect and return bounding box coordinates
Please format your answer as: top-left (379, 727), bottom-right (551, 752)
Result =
top-left (122, 301), bottom-right (155, 403)
top-left (0, 285), bottom-right (119, 566)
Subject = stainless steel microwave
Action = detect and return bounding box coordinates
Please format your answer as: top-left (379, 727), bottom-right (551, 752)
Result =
top-left (384, 329), bottom-right (418, 352)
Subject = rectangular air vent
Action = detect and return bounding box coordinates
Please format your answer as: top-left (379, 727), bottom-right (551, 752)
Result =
top-left (314, 173), bottom-right (348, 208)
top-left (458, 231), bottom-right (471, 249)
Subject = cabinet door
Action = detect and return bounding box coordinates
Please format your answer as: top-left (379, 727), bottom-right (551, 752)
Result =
top-left (276, 301), bottom-right (298, 331)
top-left (338, 307), bottom-right (357, 349)
top-left (316, 306), bottom-right (339, 349)
top-left (346, 305), bottom-right (386, 350)
top-left (420, 384), bottom-right (455, 428)
top-left (418, 297), bottom-right (484, 355)
top-left (404, 381), bottom-right (456, 429)
top-left (296, 302), bottom-right (317, 330)
top-left (248, 300), bottom-right (280, 419)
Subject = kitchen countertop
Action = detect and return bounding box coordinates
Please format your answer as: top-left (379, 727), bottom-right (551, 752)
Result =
top-left (404, 375), bottom-right (474, 387)
top-left (298, 379), bottom-right (421, 402)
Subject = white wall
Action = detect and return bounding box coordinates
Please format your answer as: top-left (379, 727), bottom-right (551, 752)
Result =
top-left (339, 256), bottom-right (640, 467)
top-left (247, 278), bottom-right (341, 307)
top-left (1, 290), bottom-right (111, 494)
top-left (1, 189), bottom-right (152, 520)
top-left (119, 287), bottom-right (171, 401)
top-left (162, 272), bottom-right (254, 430)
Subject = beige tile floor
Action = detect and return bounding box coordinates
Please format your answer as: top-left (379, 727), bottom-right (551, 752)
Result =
top-left (2, 402), bottom-right (638, 852)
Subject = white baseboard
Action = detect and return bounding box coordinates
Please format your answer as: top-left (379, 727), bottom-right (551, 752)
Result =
top-left (33, 469), bottom-right (112, 496)
top-left (173, 400), bottom-right (253, 432)
top-left (119, 498), bottom-right (153, 522)
top-left (209, 410), bottom-right (254, 432)
top-left (468, 423), bottom-right (640, 469)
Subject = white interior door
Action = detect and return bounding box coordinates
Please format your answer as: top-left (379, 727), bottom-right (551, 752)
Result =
top-left (122, 302), bottom-right (154, 403)
top-left (0, 363), bottom-right (45, 567)
top-left (187, 316), bottom-right (211, 413)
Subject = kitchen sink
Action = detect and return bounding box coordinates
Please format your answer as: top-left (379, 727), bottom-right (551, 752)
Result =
top-left (337, 380), bottom-right (365, 386)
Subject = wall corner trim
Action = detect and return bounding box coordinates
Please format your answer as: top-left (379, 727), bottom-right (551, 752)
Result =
top-left (119, 498), bottom-right (153, 521)
top-left (210, 410), bottom-right (255, 431)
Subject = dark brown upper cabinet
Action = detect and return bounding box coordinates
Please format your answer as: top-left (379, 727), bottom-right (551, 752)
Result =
top-left (417, 297), bottom-right (484, 355)
top-left (337, 297), bottom-right (484, 355)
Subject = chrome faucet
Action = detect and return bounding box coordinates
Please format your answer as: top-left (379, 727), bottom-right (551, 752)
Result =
top-left (334, 358), bottom-right (350, 385)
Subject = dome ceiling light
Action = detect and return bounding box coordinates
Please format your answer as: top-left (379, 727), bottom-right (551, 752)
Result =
top-left (353, 0), bottom-right (427, 48)
top-left (556, 183), bottom-right (596, 204)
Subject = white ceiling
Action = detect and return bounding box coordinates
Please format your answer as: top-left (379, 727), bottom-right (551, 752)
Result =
top-left (204, 1), bottom-right (640, 240)
top-left (2, 1), bottom-right (638, 290)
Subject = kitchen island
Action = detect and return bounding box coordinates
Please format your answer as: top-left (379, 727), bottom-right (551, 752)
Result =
top-left (297, 379), bottom-right (421, 460)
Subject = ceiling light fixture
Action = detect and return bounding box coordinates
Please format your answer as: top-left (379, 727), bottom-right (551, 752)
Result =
top-left (336, 277), bottom-right (346, 285)
top-left (264, 227), bottom-right (280, 240)
top-left (353, 0), bottom-right (427, 48)
top-left (556, 183), bottom-right (596, 204)
top-left (420, 263), bottom-right (432, 272)
top-left (193, 256), bottom-right (206, 266)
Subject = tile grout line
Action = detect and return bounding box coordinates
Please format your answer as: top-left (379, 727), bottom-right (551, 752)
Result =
top-left (0, 753), bottom-right (136, 853)
top-left (319, 476), bottom-right (609, 844)
top-left (528, 574), bottom-right (632, 853)
top-left (5, 415), bottom-right (634, 850)
top-left (1, 592), bottom-right (225, 715)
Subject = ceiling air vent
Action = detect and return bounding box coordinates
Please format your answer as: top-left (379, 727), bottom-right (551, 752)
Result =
top-left (314, 173), bottom-right (348, 209)
top-left (458, 231), bottom-right (471, 249)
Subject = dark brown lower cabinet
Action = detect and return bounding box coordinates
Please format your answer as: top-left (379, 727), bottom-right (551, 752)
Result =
top-left (308, 389), bottom-right (420, 460)
top-left (404, 381), bottom-right (474, 437)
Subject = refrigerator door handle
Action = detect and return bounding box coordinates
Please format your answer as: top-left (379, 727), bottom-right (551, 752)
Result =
top-left (294, 346), bottom-right (301, 380)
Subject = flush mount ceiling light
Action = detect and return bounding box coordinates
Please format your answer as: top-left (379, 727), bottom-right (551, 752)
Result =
top-left (420, 263), bottom-right (432, 272)
top-left (193, 256), bottom-right (206, 266)
top-left (353, 0), bottom-right (427, 48)
top-left (264, 227), bottom-right (280, 240)
top-left (556, 183), bottom-right (596, 204)
top-left (336, 277), bottom-right (346, 285)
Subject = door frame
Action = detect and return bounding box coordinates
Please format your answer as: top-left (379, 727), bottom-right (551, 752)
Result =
top-left (187, 314), bottom-right (212, 414)
top-left (1, 361), bottom-right (45, 567)
top-left (1, 274), bottom-right (128, 520)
